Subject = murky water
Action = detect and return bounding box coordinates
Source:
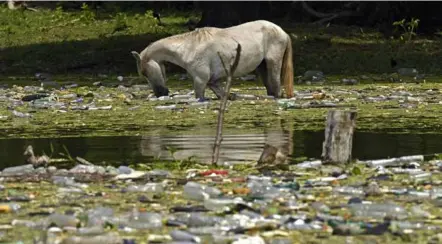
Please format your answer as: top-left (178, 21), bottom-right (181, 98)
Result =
top-left (2, 128), bottom-right (442, 168)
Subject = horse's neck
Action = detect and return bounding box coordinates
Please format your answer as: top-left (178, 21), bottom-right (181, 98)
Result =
top-left (144, 40), bottom-right (190, 69)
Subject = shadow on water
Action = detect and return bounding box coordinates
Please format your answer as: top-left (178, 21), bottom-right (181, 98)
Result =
top-left (2, 126), bottom-right (442, 168)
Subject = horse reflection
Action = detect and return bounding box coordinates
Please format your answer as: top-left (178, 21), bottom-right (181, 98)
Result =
top-left (138, 120), bottom-right (293, 163)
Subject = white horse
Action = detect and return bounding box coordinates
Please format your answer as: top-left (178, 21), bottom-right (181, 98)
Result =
top-left (131, 20), bottom-right (294, 99)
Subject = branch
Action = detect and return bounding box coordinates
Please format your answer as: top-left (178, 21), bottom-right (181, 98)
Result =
top-left (300, 1), bottom-right (358, 25)
top-left (313, 11), bottom-right (358, 25)
top-left (300, 1), bottom-right (334, 18)
top-left (212, 43), bottom-right (242, 165)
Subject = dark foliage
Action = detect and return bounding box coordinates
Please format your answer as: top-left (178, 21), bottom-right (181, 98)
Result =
top-left (22, 1), bottom-right (442, 35)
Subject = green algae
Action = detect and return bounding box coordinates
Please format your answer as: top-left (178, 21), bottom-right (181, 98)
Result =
top-left (3, 79), bottom-right (442, 139)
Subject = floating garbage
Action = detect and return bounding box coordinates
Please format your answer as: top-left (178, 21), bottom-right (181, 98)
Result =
top-left (12, 110), bottom-right (32, 118)
top-left (398, 68), bottom-right (419, 77)
top-left (183, 182), bottom-right (222, 201)
top-left (230, 93), bottom-right (257, 101)
top-left (1, 164), bottom-right (34, 176)
top-left (363, 155), bottom-right (424, 167)
top-left (295, 160), bottom-right (322, 169)
top-left (155, 104), bottom-right (177, 110)
top-left (0, 128), bottom-right (442, 243)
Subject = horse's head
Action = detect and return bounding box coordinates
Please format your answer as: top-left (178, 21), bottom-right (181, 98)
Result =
top-left (131, 51), bottom-right (169, 97)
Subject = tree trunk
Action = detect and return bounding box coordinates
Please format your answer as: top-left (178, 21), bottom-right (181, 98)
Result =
top-left (322, 110), bottom-right (357, 164)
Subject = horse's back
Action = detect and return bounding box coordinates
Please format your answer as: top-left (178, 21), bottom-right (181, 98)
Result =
top-left (224, 20), bottom-right (288, 37)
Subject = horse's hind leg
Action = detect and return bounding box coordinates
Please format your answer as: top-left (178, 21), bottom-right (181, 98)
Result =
top-left (208, 79), bottom-right (226, 99)
top-left (265, 58), bottom-right (283, 98)
top-left (256, 60), bottom-right (271, 95)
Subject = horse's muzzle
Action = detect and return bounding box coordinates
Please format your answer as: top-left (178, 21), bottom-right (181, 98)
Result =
top-left (153, 86), bottom-right (169, 97)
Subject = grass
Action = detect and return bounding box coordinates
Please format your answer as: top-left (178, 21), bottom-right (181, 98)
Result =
top-left (1, 4), bottom-right (441, 79)
top-left (3, 6), bottom-right (442, 243)
top-left (1, 5), bottom-right (442, 140)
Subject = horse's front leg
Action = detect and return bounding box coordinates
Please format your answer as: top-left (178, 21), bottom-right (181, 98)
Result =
top-left (192, 76), bottom-right (209, 100)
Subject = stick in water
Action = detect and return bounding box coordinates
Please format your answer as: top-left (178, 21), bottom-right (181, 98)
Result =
top-left (212, 43), bottom-right (242, 165)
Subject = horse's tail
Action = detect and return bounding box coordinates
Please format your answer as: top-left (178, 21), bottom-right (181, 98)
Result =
top-left (281, 35), bottom-right (294, 98)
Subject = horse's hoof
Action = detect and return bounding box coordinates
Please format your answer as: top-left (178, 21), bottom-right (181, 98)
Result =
top-left (197, 98), bottom-right (207, 102)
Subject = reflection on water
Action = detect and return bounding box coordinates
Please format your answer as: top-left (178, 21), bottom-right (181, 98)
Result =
top-left (2, 128), bottom-right (442, 168)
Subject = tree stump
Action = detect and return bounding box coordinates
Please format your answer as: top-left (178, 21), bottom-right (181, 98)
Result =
top-left (321, 110), bottom-right (357, 164)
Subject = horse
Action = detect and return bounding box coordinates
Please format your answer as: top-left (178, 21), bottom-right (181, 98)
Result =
top-left (131, 20), bottom-right (294, 99)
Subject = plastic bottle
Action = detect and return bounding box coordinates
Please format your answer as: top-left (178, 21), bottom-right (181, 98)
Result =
top-left (0, 203), bottom-right (21, 213)
top-left (183, 182), bottom-right (221, 201)
top-left (2, 164), bottom-right (34, 176)
top-left (348, 203), bottom-right (408, 220)
top-left (333, 186), bottom-right (365, 196)
top-left (203, 197), bottom-right (243, 212)
top-left (128, 212), bottom-right (163, 229)
top-left (364, 155), bottom-right (423, 167)
top-left (60, 233), bottom-right (122, 244)
top-left (48, 213), bottom-right (79, 228)
top-left (126, 183), bottom-right (164, 195)
top-left (295, 160), bottom-right (322, 169)
top-left (170, 230), bottom-right (201, 243)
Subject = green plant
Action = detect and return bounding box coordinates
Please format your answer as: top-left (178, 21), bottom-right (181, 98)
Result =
top-left (112, 12), bottom-right (128, 34)
top-left (59, 144), bottom-right (75, 162)
top-left (393, 17), bottom-right (420, 42)
top-left (164, 145), bottom-right (179, 160)
top-left (79, 3), bottom-right (96, 23)
top-left (51, 6), bottom-right (65, 23)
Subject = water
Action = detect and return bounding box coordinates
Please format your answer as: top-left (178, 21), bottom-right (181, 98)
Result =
top-left (2, 129), bottom-right (442, 168)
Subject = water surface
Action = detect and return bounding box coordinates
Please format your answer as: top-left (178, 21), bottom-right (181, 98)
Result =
top-left (2, 129), bottom-right (442, 168)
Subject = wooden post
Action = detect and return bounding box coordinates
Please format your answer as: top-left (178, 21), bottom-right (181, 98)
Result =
top-left (212, 43), bottom-right (242, 165)
top-left (321, 110), bottom-right (357, 164)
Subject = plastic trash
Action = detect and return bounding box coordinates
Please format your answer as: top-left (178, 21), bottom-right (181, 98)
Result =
top-left (86, 207), bottom-right (114, 227)
top-left (0, 203), bottom-right (21, 213)
top-left (60, 233), bottom-right (122, 244)
top-left (172, 94), bottom-right (192, 100)
top-left (348, 203), bottom-right (408, 220)
top-left (2, 164), bottom-right (34, 176)
top-left (363, 155), bottom-right (424, 167)
top-left (77, 225), bottom-right (105, 236)
top-left (232, 235), bottom-right (266, 244)
top-left (12, 110), bottom-right (32, 118)
top-left (302, 70), bottom-right (325, 81)
top-left (155, 104), bottom-right (176, 110)
top-left (342, 78), bottom-right (358, 85)
top-left (127, 212), bottom-right (163, 229)
top-left (203, 197), bottom-right (243, 212)
top-left (117, 166), bottom-right (134, 174)
top-left (170, 229), bottom-right (201, 243)
top-left (183, 182), bottom-right (222, 201)
top-left (398, 68), bottom-right (418, 77)
top-left (88, 105), bottom-right (112, 111)
top-left (69, 164), bottom-right (106, 174)
top-left (11, 219), bottom-right (36, 228)
top-left (52, 176), bottom-right (88, 189)
top-left (125, 183), bottom-right (164, 195)
top-left (48, 213), bottom-right (79, 228)
top-left (230, 94), bottom-right (257, 100)
top-left (295, 160), bottom-right (322, 169)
